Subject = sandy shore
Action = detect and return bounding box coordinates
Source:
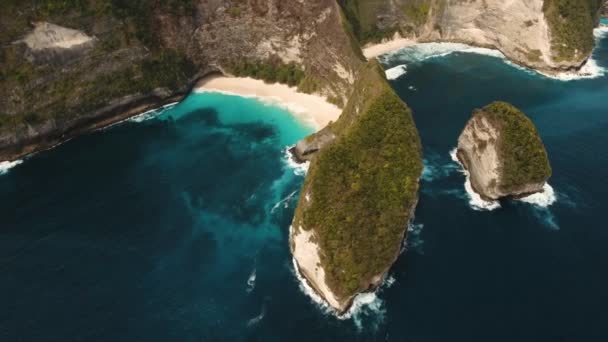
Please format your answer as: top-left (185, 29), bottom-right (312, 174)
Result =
top-left (195, 76), bottom-right (341, 131)
top-left (363, 37), bottom-right (416, 59)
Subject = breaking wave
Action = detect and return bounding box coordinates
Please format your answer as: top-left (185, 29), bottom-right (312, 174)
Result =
top-left (449, 149), bottom-right (501, 211)
top-left (406, 222), bottom-right (425, 254)
top-left (283, 146), bottom-right (309, 176)
top-left (128, 102), bottom-right (178, 123)
top-left (385, 64), bottom-right (407, 80)
top-left (518, 183), bottom-right (557, 207)
top-left (0, 160), bottom-right (23, 176)
top-left (422, 154), bottom-right (460, 182)
top-left (291, 249), bottom-right (391, 331)
top-left (246, 268), bottom-right (257, 293)
top-left (271, 190), bottom-right (298, 214)
top-left (247, 303), bottom-right (266, 327)
top-left (380, 31), bottom-right (608, 81)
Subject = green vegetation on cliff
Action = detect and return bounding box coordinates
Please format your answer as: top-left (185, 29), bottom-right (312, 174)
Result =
top-left (543, 0), bottom-right (602, 61)
top-left (0, 0), bottom-right (197, 134)
top-left (338, 0), bottom-right (396, 43)
top-left (227, 60), bottom-right (305, 87)
top-left (294, 61), bottom-right (422, 299)
top-left (479, 102), bottom-right (551, 192)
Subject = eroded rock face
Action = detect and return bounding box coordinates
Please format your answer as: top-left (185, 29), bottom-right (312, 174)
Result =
top-left (457, 113), bottom-right (504, 200)
top-left (457, 102), bottom-right (551, 200)
top-left (349, 0), bottom-right (602, 72)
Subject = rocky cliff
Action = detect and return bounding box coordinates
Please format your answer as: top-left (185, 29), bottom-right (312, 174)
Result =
top-left (341, 0), bottom-right (604, 72)
top-left (0, 0), bottom-right (364, 161)
top-left (456, 102), bottom-right (551, 200)
top-left (291, 61), bottom-right (422, 313)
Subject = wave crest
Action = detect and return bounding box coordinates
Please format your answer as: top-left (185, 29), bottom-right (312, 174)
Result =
top-left (450, 149), bottom-right (501, 211)
top-left (385, 64), bottom-right (407, 80)
top-left (518, 183), bottom-right (557, 207)
top-left (380, 33), bottom-right (608, 81)
top-left (283, 146), bottom-right (309, 176)
top-left (0, 160), bottom-right (23, 176)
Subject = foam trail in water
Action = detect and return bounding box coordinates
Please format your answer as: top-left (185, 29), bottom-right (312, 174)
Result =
top-left (406, 222), bottom-right (425, 254)
top-left (129, 102), bottom-right (178, 123)
top-left (385, 64), bottom-right (407, 80)
top-left (246, 268), bottom-right (257, 293)
top-left (283, 146), bottom-right (309, 176)
top-left (518, 183), bottom-right (557, 207)
top-left (422, 154), bottom-right (460, 182)
top-left (247, 304), bottom-right (266, 327)
top-left (271, 190), bottom-right (298, 214)
top-left (0, 160), bottom-right (23, 176)
top-left (532, 207), bottom-right (560, 231)
top-left (449, 149), bottom-right (501, 211)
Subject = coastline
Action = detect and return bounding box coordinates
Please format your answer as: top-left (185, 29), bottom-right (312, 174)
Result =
top-left (364, 25), bottom-right (608, 81)
top-left (363, 37), bottom-right (416, 60)
top-left (195, 76), bottom-right (341, 131)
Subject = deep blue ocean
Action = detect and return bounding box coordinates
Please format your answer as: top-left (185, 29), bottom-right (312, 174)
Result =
top-left (2, 27), bottom-right (608, 341)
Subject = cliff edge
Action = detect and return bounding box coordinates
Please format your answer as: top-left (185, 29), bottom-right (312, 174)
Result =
top-left (290, 61), bottom-right (423, 313)
top-left (456, 102), bottom-right (552, 200)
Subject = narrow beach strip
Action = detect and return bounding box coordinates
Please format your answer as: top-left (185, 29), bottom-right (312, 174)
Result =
top-left (195, 76), bottom-right (341, 131)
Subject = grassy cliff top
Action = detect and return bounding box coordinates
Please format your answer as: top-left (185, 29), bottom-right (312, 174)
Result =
top-left (543, 0), bottom-right (603, 62)
top-left (294, 61), bottom-right (422, 300)
top-left (478, 102), bottom-right (551, 192)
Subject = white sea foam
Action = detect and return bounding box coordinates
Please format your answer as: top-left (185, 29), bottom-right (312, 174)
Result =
top-left (518, 183), bottom-right (557, 207)
top-left (450, 148), bottom-right (501, 211)
top-left (291, 254), bottom-right (391, 331)
top-left (283, 146), bottom-right (309, 176)
top-left (128, 102), bottom-right (178, 123)
top-left (381, 29), bottom-right (608, 81)
top-left (247, 304), bottom-right (266, 327)
top-left (341, 292), bottom-right (386, 331)
top-left (246, 268), bottom-right (257, 293)
top-left (534, 208), bottom-right (560, 231)
top-left (0, 160), bottom-right (23, 176)
top-left (271, 190), bottom-right (298, 213)
top-left (385, 64), bottom-right (407, 80)
top-left (406, 222), bottom-right (425, 254)
top-left (380, 42), bottom-right (503, 66)
top-left (422, 155), bottom-right (460, 182)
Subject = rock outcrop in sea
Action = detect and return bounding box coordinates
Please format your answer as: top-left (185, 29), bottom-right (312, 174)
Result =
top-left (456, 102), bottom-right (552, 200)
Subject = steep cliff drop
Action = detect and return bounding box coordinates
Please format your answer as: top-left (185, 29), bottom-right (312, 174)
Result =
top-left (456, 102), bottom-right (552, 201)
top-left (290, 61), bottom-right (423, 314)
top-left (342, 0), bottom-right (604, 74)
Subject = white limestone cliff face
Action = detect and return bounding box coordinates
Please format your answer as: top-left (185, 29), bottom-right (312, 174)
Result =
top-left (457, 114), bottom-right (503, 200)
top-left (457, 113), bottom-right (546, 200)
top-left (423, 0), bottom-right (577, 72)
top-left (290, 226), bottom-right (348, 312)
top-left (372, 0), bottom-right (591, 72)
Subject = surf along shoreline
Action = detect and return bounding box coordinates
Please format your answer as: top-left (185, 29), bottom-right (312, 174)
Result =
top-left (0, 73), bottom-right (340, 165)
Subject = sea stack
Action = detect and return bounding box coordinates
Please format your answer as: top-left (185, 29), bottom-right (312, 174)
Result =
top-left (456, 101), bottom-right (551, 200)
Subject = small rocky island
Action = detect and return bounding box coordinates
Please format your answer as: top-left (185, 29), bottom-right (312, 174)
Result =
top-left (457, 102), bottom-right (552, 200)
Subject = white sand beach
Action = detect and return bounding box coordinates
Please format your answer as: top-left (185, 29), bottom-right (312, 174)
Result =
top-left (363, 37), bottom-right (416, 60)
top-left (195, 76), bottom-right (341, 131)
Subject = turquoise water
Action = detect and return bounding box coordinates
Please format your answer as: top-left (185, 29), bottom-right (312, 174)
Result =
top-left (2, 31), bottom-right (608, 341)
